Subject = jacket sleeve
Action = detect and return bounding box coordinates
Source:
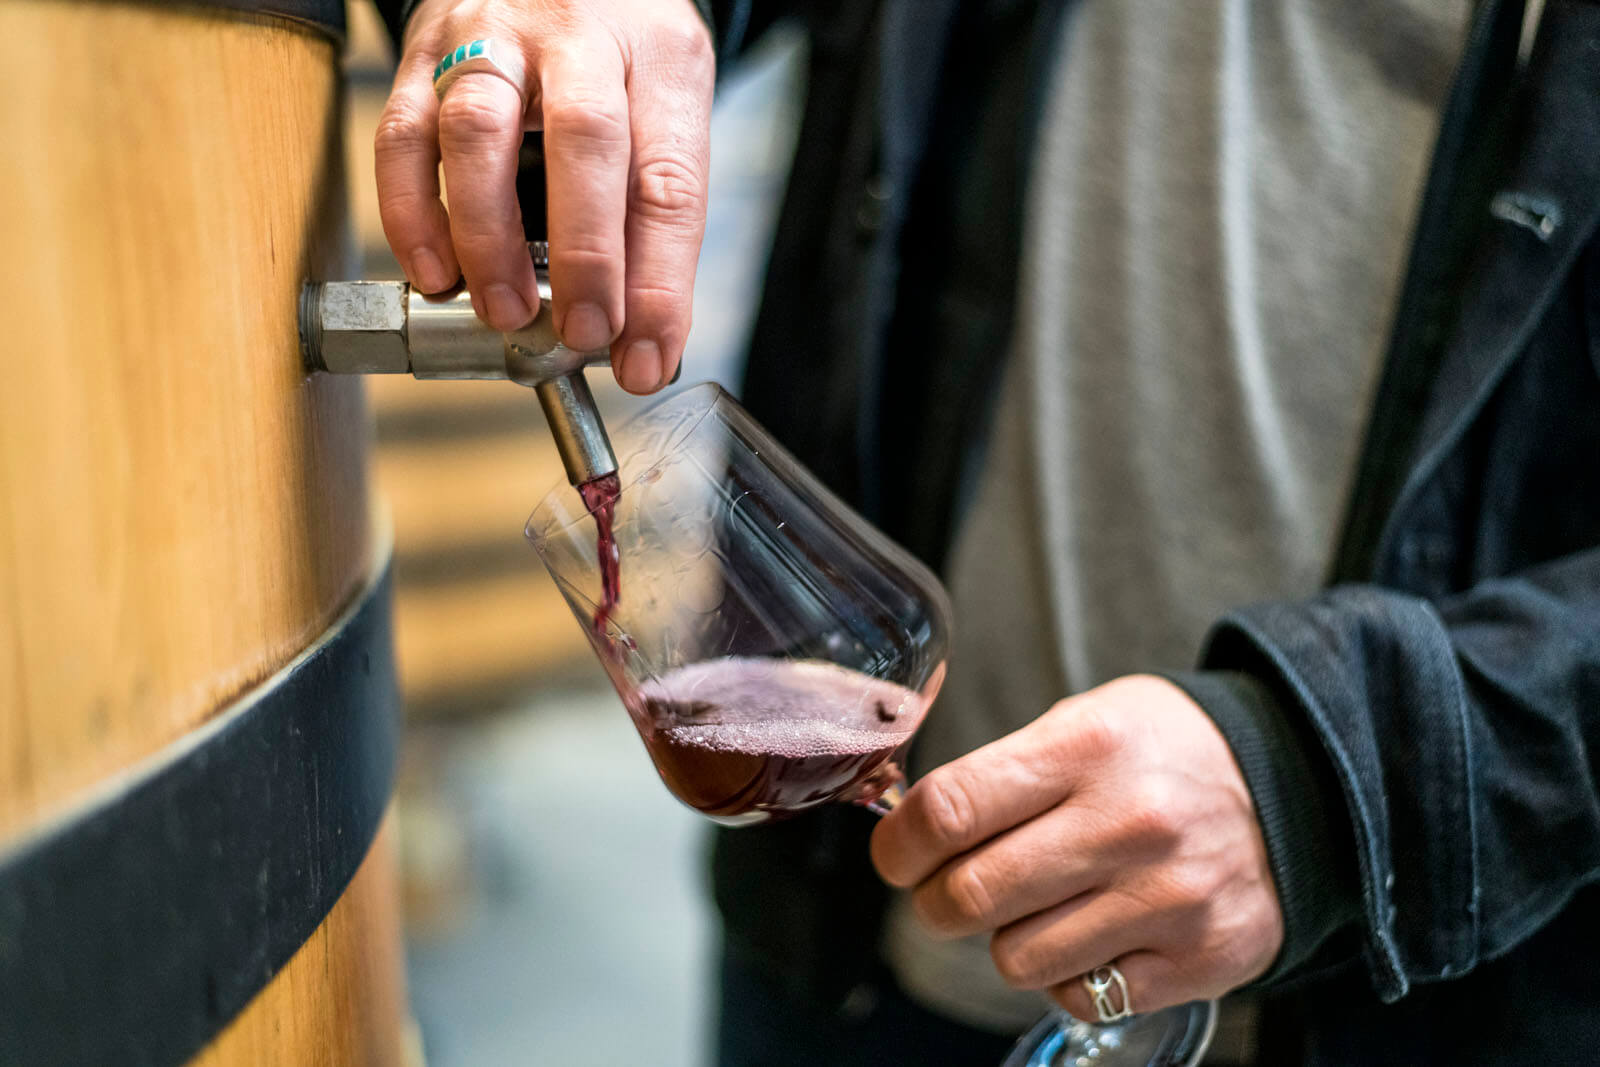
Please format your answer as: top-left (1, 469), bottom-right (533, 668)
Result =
top-left (368, 0), bottom-right (411, 49)
top-left (674, 0), bottom-right (817, 60)
top-left (1192, 544), bottom-right (1600, 1003)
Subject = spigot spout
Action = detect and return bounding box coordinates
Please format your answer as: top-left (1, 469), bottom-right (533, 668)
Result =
top-left (534, 372), bottom-right (619, 486)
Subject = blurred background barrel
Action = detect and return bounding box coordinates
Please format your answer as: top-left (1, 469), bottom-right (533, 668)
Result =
top-left (0, 0), bottom-right (407, 1063)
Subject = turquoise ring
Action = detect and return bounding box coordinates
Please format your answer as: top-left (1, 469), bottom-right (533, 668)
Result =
top-left (432, 38), bottom-right (527, 103)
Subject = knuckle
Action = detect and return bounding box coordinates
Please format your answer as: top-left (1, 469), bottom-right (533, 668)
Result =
top-left (1070, 705), bottom-right (1129, 761)
top-left (1137, 861), bottom-right (1223, 928)
top-left (437, 88), bottom-right (513, 146)
top-left (989, 934), bottom-right (1043, 990)
top-left (630, 157), bottom-right (706, 221)
top-left (1161, 863), bottom-right (1217, 911)
top-left (1124, 792), bottom-right (1183, 847)
top-left (643, 18), bottom-right (715, 79)
top-left (944, 863), bottom-right (997, 929)
top-left (653, 17), bottom-right (714, 61)
top-left (626, 282), bottom-right (692, 315)
top-left (378, 196), bottom-right (439, 243)
top-left (379, 188), bottom-right (434, 219)
top-left (447, 199), bottom-right (521, 243)
top-left (543, 95), bottom-right (629, 152)
top-left (918, 774), bottom-right (977, 850)
top-left (553, 243), bottom-right (627, 277)
top-left (449, 226), bottom-right (516, 255)
top-left (373, 107), bottom-right (429, 158)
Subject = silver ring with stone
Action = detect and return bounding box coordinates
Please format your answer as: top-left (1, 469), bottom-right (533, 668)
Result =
top-left (432, 39), bottom-right (526, 103)
top-left (1084, 963), bottom-right (1134, 1023)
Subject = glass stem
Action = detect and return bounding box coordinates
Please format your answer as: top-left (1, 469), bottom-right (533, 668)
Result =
top-left (863, 779), bottom-right (906, 816)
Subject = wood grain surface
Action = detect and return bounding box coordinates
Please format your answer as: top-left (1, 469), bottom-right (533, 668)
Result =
top-left (0, 2), bottom-right (408, 1062)
top-left (0, 0), bottom-right (367, 835)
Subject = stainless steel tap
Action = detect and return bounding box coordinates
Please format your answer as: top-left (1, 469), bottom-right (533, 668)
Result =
top-left (298, 244), bottom-right (619, 487)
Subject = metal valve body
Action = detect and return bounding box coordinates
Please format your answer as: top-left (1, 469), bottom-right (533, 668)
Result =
top-left (300, 272), bottom-right (619, 486)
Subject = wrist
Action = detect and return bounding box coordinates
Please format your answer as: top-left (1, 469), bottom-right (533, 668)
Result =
top-left (1161, 669), bottom-right (1361, 985)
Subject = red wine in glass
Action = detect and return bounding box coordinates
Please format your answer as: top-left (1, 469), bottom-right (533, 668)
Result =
top-left (629, 656), bottom-right (926, 820)
top-left (572, 471), bottom-right (924, 819)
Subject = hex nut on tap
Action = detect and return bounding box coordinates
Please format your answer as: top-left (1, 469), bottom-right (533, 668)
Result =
top-left (309, 281), bottom-right (412, 374)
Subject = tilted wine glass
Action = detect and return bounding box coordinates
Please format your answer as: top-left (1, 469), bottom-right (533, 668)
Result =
top-left (526, 382), bottom-right (1215, 1065)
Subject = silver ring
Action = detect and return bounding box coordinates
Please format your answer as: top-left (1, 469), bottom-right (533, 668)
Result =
top-left (1083, 964), bottom-right (1134, 1023)
top-left (432, 39), bottom-right (527, 103)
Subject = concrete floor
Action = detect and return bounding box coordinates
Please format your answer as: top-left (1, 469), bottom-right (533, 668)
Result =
top-left (401, 31), bottom-right (804, 1067)
top-left (404, 685), bottom-right (717, 1067)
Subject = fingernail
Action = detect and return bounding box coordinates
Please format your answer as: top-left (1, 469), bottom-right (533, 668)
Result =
top-left (561, 302), bottom-right (614, 351)
top-left (619, 340), bottom-right (662, 394)
top-left (409, 247), bottom-right (451, 293)
top-left (483, 284), bottom-right (532, 331)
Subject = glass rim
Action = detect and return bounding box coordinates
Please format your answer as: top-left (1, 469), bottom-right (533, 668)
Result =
top-left (524, 380), bottom-right (726, 548)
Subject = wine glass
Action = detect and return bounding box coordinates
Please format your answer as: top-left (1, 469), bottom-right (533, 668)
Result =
top-left (525, 382), bottom-right (1215, 1064)
top-left (1002, 1003), bottom-right (1216, 1066)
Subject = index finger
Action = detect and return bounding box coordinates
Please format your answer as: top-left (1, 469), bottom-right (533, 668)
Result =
top-left (870, 711), bottom-right (1087, 888)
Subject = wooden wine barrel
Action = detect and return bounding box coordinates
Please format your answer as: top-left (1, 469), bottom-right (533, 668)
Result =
top-left (0, 1), bottom-right (408, 1063)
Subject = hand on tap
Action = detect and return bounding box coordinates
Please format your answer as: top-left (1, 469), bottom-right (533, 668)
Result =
top-left (374, 0), bottom-right (714, 394)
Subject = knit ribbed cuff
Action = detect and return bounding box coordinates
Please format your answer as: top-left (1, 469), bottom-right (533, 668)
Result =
top-left (1162, 669), bottom-right (1361, 985)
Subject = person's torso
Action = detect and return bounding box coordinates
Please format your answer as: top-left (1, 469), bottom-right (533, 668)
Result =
top-left (887, 0), bottom-right (1471, 1031)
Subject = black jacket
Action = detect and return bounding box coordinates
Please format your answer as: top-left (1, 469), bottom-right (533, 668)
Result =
top-left (705, 0), bottom-right (1600, 1062)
